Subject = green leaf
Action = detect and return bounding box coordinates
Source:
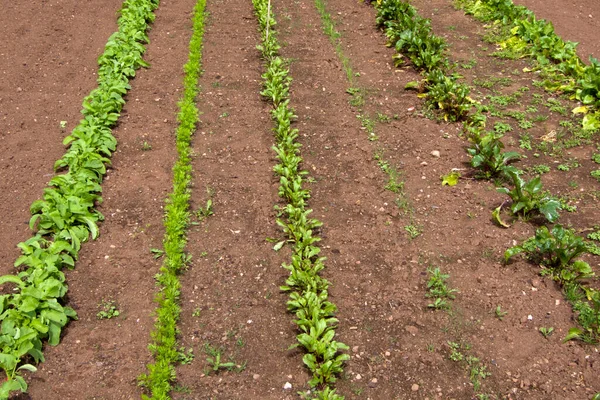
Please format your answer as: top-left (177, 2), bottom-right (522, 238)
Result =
top-left (0, 275), bottom-right (24, 288)
top-left (273, 241), bottom-right (286, 252)
top-left (504, 246), bottom-right (523, 262)
top-left (441, 170), bottom-right (460, 186)
top-left (539, 199), bottom-right (561, 223)
top-left (17, 364), bottom-right (37, 373)
top-left (563, 327), bottom-right (582, 342)
top-left (492, 205), bottom-right (510, 228)
top-left (583, 113), bottom-right (600, 131)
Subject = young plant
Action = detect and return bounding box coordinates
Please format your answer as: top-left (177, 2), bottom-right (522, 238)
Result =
top-left (505, 225), bottom-right (594, 283)
top-left (467, 130), bottom-right (520, 179)
top-left (426, 267), bottom-right (457, 309)
top-left (497, 167), bottom-right (561, 222)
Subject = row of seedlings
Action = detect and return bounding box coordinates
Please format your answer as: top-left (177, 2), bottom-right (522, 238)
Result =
top-left (137, 0), bottom-right (207, 398)
top-left (452, 0), bottom-right (600, 345)
top-left (373, 0), bottom-right (600, 344)
top-left (0, 0), bottom-right (160, 397)
top-left (251, 0), bottom-right (349, 398)
top-left (455, 0), bottom-right (600, 131)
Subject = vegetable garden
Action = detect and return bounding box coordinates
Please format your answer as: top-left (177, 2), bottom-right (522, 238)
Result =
top-left (0, 0), bottom-right (599, 398)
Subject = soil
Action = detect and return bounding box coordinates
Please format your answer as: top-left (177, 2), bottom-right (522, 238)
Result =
top-left (0, 0), bottom-right (599, 399)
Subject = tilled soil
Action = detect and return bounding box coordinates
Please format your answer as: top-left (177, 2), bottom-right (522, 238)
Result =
top-left (0, 0), bottom-right (599, 399)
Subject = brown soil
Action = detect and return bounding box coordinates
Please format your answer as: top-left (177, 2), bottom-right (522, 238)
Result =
top-left (513, 0), bottom-right (600, 60)
top-left (0, 0), bottom-right (599, 399)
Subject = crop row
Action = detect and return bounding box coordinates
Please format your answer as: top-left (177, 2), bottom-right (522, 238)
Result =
top-left (137, 0), bottom-right (206, 398)
top-left (374, 0), bottom-right (599, 343)
top-left (252, 0), bottom-right (349, 398)
top-left (455, 0), bottom-right (600, 131)
top-left (0, 0), bottom-right (160, 397)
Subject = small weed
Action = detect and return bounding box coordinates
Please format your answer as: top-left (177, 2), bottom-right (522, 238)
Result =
top-left (494, 122), bottom-right (512, 134)
top-left (404, 224), bottom-right (422, 239)
top-left (176, 347), bottom-right (195, 365)
top-left (203, 343), bottom-right (245, 374)
top-left (219, 112), bottom-right (229, 118)
top-left (196, 199), bottom-right (214, 220)
top-left (539, 327), bottom-right (554, 338)
top-left (141, 141), bottom-right (152, 151)
top-left (97, 300), bottom-right (120, 320)
top-left (519, 133), bottom-right (532, 150)
top-left (426, 267), bottom-right (457, 309)
top-left (494, 305), bottom-right (508, 321)
top-left (531, 164), bottom-right (550, 175)
top-left (192, 308), bottom-right (201, 317)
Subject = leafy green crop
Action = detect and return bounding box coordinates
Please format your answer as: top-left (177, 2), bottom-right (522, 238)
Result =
top-left (497, 167), bottom-right (560, 222)
top-left (467, 130), bottom-right (520, 179)
top-left (505, 225), bottom-right (593, 283)
top-left (253, 0), bottom-right (347, 397)
top-left (0, 0), bottom-right (159, 397)
top-left (377, 0), bottom-right (473, 122)
top-left (137, 0), bottom-right (205, 398)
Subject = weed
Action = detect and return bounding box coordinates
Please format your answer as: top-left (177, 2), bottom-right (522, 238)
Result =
top-left (531, 164), bottom-right (550, 174)
top-left (192, 308), bottom-right (201, 317)
top-left (176, 347), bottom-right (195, 365)
top-left (426, 267), bottom-right (457, 309)
top-left (494, 122), bottom-right (512, 134)
top-left (97, 300), bottom-right (120, 320)
top-left (203, 343), bottom-right (245, 374)
top-left (495, 305), bottom-right (508, 321)
top-left (404, 224), bottom-right (422, 239)
top-left (539, 327), bottom-right (554, 338)
top-left (141, 141), bottom-right (152, 151)
top-left (196, 199), bottom-right (214, 220)
top-left (519, 133), bottom-right (532, 150)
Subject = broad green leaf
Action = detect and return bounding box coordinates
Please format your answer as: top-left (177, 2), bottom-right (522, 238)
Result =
top-left (0, 275), bottom-right (24, 288)
top-left (504, 246), bottom-right (523, 262)
top-left (441, 171), bottom-right (460, 186)
top-left (492, 205), bottom-right (510, 228)
top-left (571, 106), bottom-right (588, 115)
top-left (563, 327), bottom-right (582, 342)
top-left (583, 113), bottom-right (600, 131)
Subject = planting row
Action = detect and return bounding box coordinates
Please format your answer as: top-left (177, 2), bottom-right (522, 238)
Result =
top-left (253, 0), bottom-right (349, 398)
top-left (374, 0), bottom-right (599, 343)
top-left (137, 0), bottom-right (207, 398)
top-left (0, 0), bottom-right (160, 397)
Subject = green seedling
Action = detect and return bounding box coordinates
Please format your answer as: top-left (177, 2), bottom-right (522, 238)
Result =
top-left (59, 121), bottom-right (67, 129)
top-left (196, 199), bottom-right (214, 220)
top-left (203, 343), bottom-right (245, 374)
top-left (426, 267), bottom-right (457, 309)
top-left (495, 305), bottom-right (508, 321)
top-left (539, 327), bottom-right (554, 338)
top-left (97, 300), bottom-right (120, 320)
top-left (467, 130), bottom-right (520, 179)
top-left (150, 248), bottom-right (164, 259)
top-left (176, 347), bottom-right (195, 365)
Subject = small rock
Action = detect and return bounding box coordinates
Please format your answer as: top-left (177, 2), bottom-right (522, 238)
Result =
top-left (368, 378), bottom-right (378, 388)
top-left (531, 278), bottom-right (540, 288)
top-left (431, 150), bottom-right (440, 158)
top-left (405, 325), bottom-right (419, 335)
top-left (283, 382), bottom-right (292, 390)
top-left (16, 87), bottom-right (23, 92)
top-left (355, 374), bottom-right (362, 380)
top-left (412, 384), bottom-right (420, 392)
top-left (352, 346), bottom-right (359, 353)
top-left (253, 374), bottom-right (260, 380)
